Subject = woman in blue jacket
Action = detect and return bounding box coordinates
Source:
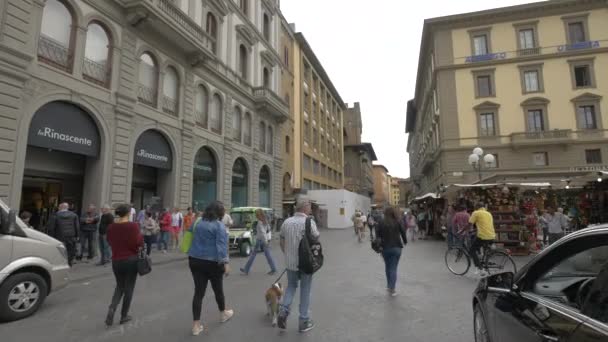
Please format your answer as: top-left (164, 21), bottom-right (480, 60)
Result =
top-left (188, 201), bottom-right (234, 336)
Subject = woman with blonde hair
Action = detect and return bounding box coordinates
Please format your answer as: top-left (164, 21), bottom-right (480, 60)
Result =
top-left (240, 209), bottom-right (277, 275)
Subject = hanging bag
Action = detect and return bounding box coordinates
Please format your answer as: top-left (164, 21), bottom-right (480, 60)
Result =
top-left (137, 247), bottom-right (152, 276)
top-left (298, 217), bottom-right (324, 274)
top-left (180, 218), bottom-right (202, 254)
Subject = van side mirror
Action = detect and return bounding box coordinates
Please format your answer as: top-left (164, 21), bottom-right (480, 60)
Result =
top-left (0, 209), bottom-right (16, 234)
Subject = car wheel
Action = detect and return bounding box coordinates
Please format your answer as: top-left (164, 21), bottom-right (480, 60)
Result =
top-left (474, 304), bottom-right (490, 342)
top-left (239, 241), bottom-right (251, 257)
top-left (0, 272), bottom-right (48, 322)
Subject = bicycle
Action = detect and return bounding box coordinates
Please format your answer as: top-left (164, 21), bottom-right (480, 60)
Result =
top-left (444, 233), bottom-right (517, 276)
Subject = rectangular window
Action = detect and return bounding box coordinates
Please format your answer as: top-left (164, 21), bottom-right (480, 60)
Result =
top-left (312, 182), bottom-right (320, 190)
top-left (574, 65), bottom-right (591, 87)
top-left (303, 179), bottom-right (312, 190)
top-left (524, 70), bottom-right (540, 92)
top-left (527, 110), bottom-right (545, 132)
top-left (313, 160), bottom-right (320, 175)
top-left (303, 121), bottom-right (309, 143)
top-left (568, 22), bottom-right (586, 44)
top-left (303, 156), bottom-right (311, 171)
top-left (479, 112), bottom-right (496, 136)
top-left (313, 129), bottom-right (318, 148)
top-left (578, 105), bottom-right (598, 129)
top-left (519, 29), bottom-right (535, 49)
top-left (473, 35), bottom-right (488, 55)
top-left (533, 152), bottom-right (548, 166)
top-left (585, 149), bottom-right (602, 164)
top-left (476, 76), bottom-right (493, 97)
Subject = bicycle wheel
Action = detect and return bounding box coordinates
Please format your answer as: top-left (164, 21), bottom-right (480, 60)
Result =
top-left (445, 247), bottom-right (471, 276)
top-left (485, 251), bottom-right (517, 275)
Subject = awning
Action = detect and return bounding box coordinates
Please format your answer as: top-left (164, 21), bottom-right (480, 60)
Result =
top-left (414, 193), bottom-right (440, 201)
top-left (134, 130), bottom-right (173, 170)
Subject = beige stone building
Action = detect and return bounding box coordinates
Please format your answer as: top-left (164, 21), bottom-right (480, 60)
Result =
top-left (390, 177), bottom-right (400, 206)
top-left (279, 15), bottom-right (296, 199)
top-left (343, 103), bottom-right (376, 198)
top-left (372, 164), bottom-right (390, 208)
top-left (408, 0), bottom-right (608, 196)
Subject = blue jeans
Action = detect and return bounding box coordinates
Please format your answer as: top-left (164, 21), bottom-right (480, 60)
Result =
top-left (382, 247), bottom-right (402, 290)
top-left (280, 270), bottom-right (313, 321)
top-left (447, 228), bottom-right (455, 247)
top-left (98, 234), bottom-right (111, 264)
top-left (242, 239), bottom-right (277, 273)
top-left (157, 231), bottom-right (169, 251)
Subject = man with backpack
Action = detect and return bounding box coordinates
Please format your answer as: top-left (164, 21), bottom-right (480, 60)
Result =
top-left (277, 197), bottom-right (320, 333)
top-left (47, 202), bottom-right (80, 266)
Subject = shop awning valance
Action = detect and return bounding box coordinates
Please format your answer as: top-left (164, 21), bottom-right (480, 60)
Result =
top-left (414, 193), bottom-right (440, 201)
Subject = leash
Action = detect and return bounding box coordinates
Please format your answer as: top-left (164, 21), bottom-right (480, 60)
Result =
top-left (272, 269), bottom-right (287, 284)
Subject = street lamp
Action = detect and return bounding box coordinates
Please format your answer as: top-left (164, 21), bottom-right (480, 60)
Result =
top-left (468, 147), bottom-right (495, 181)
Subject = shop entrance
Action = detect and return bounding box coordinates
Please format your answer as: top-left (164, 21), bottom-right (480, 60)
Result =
top-left (21, 101), bottom-right (101, 230)
top-left (131, 130), bottom-right (173, 211)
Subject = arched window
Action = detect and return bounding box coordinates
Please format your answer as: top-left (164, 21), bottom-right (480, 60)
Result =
top-left (259, 121), bottom-right (266, 151)
top-left (266, 125), bottom-right (273, 154)
top-left (39, 0), bottom-right (75, 71)
top-left (162, 66), bottom-right (179, 115)
top-left (263, 13), bottom-right (271, 41)
top-left (138, 53), bottom-right (158, 106)
top-left (83, 22), bottom-right (111, 87)
top-left (233, 106), bottom-right (242, 142)
top-left (195, 85), bottom-right (209, 128)
top-left (243, 112), bottom-right (252, 146)
top-left (231, 158), bottom-right (249, 208)
top-left (210, 94), bottom-right (223, 134)
top-left (263, 67), bottom-right (271, 88)
top-left (259, 166), bottom-right (271, 208)
top-left (206, 12), bottom-right (218, 53)
top-left (283, 46), bottom-right (289, 67)
top-left (285, 135), bottom-right (290, 154)
top-left (239, 45), bottom-right (248, 80)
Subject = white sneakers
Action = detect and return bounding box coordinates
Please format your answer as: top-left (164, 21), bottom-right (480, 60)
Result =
top-left (192, 324), bottom-right (204, 336)
top-left (220, 309), bottom-right (234, 323)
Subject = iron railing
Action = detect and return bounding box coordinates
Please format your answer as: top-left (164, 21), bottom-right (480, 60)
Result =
top-left (516, 47), bottom-right (541, 57)
top-left (156, 0), bottom-right (216, 52)
top-left (82, 57), bottom-right (109, 86)
top-left (195, 110), bottom-right (208, 128)
top-left (137, 84), bottom-right (158, 106)
top-left (510, 129), bottom-right (572, 143)
top-left (38, 35), bottom-right (71, 70)
top-left (162, 96), bottom-right (177, 115)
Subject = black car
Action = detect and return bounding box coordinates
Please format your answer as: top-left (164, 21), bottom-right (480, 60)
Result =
top-left (473, 225), bottom-right (608, 342)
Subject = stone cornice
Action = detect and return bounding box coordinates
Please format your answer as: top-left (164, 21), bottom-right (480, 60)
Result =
top-left (260, 50), bottom-right (279, 67)
top-left (236, 25), bottom-right (258, 46)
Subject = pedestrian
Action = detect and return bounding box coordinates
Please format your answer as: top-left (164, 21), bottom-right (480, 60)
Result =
top-left (46, 202), bottom-right (79, 266)
top-left (183, 207), bottom-right (196, 232)
top-left (277, 197), bottom-right (319, 333)
top-left (403, 211), bottom-right (418, 242)
top-left (451, 205), bottom-right (471, 247)
top-left (97, 204), bottom-right (114, 266)
top-left (468, 203), bottom-right (496, 276)
top-left (188, 201), bottom-right (233, 336)
top-left (547, 207), bottom-right (568, 245)
top-left (367, 212), bottom-right (376, 238)
top-left (171, 207), bottom-right (183, 251)
top-left (20, 211), bottom-right (33, 228)
top-left (240, 209), bottom-right (277, 275)
top-left (136, 205), bottom-right (149, 231)
top-left (157, 208), bottom-right (171, 253)
top-left (376, 207), bottom-right (407, 296)
top-left (78, 204), bottom-right (99, 262)
top-left (417, 208), bottom-right (427, 240)
top-left (143, 212), bottom-right (159, 256)
top-left (105, 204), bottom-right (143, 326)
top-left (539, 209), bottom-right (550, 247)
top-left (221, 211), bottom-right (233, 233)
top-left (129, 204), bottom-right (137, 222)
top-left (352, 211), bottom-right (365, 242)
top-left (445, 205), bottom-right (455, 247)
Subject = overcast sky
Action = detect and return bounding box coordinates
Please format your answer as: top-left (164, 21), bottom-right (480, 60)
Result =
top-left (280, 0), bottom-right (544, 179)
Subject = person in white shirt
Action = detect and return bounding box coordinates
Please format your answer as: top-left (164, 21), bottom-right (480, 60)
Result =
top-left (170, 207), bottom-right (183, 250)
top-left (222, 213), bottom-right (233, 233)
top-left (129, 204), bottom-right (137, 222)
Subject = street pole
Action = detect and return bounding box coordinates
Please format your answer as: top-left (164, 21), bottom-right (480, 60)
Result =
top-left (477, 163), bottom-right (482, 182)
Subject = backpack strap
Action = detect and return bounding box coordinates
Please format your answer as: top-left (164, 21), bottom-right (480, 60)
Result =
top-left (305, 217), bottom-right (312, 239)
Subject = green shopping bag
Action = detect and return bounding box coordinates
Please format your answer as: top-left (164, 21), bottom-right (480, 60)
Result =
top-left (180, 218), bottom-right (201, 254)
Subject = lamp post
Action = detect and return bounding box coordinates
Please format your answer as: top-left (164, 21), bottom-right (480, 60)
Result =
top-left (468, 147), bottom-right (496, 182)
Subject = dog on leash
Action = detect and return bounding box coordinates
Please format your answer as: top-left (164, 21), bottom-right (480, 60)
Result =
top-left (265, 283), bottom-right (283, 326)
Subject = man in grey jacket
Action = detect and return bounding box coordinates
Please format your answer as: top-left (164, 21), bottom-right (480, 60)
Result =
top-left (547, 207), bottom-right (568, 245)
top-left (47, 203), bottom-right (80, 266)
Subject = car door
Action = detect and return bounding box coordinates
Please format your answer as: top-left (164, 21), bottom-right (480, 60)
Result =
top-left (568, 319), bottom-right (608, 342)
top-left (0, 233), bottom-right (14, 271)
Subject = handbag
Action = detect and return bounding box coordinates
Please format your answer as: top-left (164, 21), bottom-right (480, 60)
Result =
top-left (137, 247), bottom-right (152, 276)
top-left (370, 227), bottom-right (383, 254)
top-left (180, 218), bottom-right (201, 254)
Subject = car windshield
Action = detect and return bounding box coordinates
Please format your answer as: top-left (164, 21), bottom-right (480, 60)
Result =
top-left (231, 212), bottom-right (254, 228)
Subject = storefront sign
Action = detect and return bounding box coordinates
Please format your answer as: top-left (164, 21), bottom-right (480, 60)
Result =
top-left (570, 165), bottom-right (608, 172)
top-left (134, 130), bottom-right (172, 170)
top-left (27, 102), bottom-right (100, 157)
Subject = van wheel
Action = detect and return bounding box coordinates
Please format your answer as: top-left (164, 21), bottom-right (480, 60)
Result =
top-left (0, 272), bottom-right (48, 322)
top-left (239, 241), bottom-right (251, 257)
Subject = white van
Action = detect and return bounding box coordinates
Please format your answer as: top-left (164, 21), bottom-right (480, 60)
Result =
top-left (0, 199), bottom-right (69, 322)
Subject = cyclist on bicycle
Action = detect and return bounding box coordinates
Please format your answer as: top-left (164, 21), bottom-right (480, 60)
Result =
top-left (468, 203), bottom-right (496, 276)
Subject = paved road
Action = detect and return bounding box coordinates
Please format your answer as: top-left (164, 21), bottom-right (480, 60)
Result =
top-left (0, 230), bottom-right (533, 342)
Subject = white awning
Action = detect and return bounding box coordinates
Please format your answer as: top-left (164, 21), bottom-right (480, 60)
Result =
top-left (414, 193), bottom-right (439, 201)
top-left (452, 183), bottom-right (499, 188)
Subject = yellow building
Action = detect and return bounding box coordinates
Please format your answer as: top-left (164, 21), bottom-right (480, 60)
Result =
top-left (390, 177), bottom-right (401, 207)
top-left (279, 16), bottom-right (296, 199)
top-left (407, 0), bottom-right (608, 196)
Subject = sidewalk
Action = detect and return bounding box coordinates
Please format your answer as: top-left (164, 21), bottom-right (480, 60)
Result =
top-left (68, 249), bottom-right (187, 283)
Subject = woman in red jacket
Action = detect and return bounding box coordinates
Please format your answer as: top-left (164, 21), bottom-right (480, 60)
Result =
top-left (105, 204), bottom-right (144, 326)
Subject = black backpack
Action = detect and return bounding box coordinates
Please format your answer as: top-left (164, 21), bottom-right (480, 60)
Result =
top-left (298, 217), bottom-right (323, 274)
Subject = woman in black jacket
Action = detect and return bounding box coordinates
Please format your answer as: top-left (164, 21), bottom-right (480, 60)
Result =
top-left (376, 207), bottom-right (407, 296)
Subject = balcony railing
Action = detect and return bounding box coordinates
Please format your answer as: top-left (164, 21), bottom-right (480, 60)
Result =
top-left (38, 35), bottom-right (72, 70)
top-left (82, 57), bottom-right (109, 86)
top-left (194, 110), bottom-right (207, 128)
top-left (253, 87), bottom-right (290, 121)
top-left (162, 96), bottom-right (177, 115)
top-left (510, 129), bottom-right (572, 146)
top-left (558, 40), bottom-right (600, 52)
top-left (137, 84), bottom-right (157, 107)
top-left (156, 0), bottom-right (216, 52)
top-left (516, 47), bottom-right (541, 57)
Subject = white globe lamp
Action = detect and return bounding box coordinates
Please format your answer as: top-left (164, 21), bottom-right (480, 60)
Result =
top-left (483, 153), bottom-right (496, 166)
top-left (473, 147), bottom-right (484, 156)
top-left (468, 153), bottom-right (480, 166)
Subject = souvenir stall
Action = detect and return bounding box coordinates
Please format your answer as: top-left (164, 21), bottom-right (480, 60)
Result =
top-left (410, 193), bottom-right (445, 237)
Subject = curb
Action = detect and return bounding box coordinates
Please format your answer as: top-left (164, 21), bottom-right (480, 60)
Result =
top-left (69, 256), bottom-right (187, 283)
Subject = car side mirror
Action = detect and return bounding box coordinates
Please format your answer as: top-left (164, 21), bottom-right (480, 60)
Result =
top-left (0, 209), bottom-right (17, 234)
top-left (487, 272), bottom-right (516, 294)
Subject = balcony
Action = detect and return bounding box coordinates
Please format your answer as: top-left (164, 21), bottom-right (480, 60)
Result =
top-left (253, 87), bottom-right (290, 122)
top-left (558, 40), bottom-right (600, 52)
top-left (119, 0), bottom-right (216, 62)
top-left (516, 47), bottom-right (540, 57)
top-left (510, 129), bottom-right (572, 148)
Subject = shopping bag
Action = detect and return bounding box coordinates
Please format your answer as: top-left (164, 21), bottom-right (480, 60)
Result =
top-left (180, 218), bottom-right (201, 254)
